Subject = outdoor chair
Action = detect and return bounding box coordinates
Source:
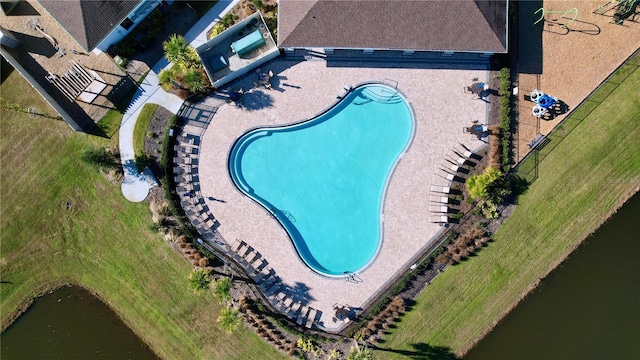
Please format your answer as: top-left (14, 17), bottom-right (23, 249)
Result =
top-left (429, 205), bottom-right (449, 213)
top-left (264, 283), bottom-right (281, 297)
top-left (296, 306), bottom-right (309, 325)
top-left (231, 239), bottom-right (245, 252)
top-left (430, 195), bottom-right (450, 204)
top-left (305, 308), bottom-right (317, 328)
top-left (430, 185), bottom-right (451, 193)
top-left (429, 215), bottom-right (449, 223)
top-left (258, 276), bottom-right (278, 291)
top-left (287, 302), bottom-right (302, 317)
top-left (253, 267), bottom-right (274, 283)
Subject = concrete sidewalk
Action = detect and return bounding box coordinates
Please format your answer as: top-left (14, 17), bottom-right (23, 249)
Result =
top-left (119, 0), bottom-right (240, 202)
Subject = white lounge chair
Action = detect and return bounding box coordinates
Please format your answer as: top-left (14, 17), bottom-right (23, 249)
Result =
top-left (430, 195), bottom-right (450, 204)
top-left (430, 215), bottom-right (449, 223)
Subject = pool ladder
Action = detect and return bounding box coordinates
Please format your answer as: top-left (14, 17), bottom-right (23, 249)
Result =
top-left (360, 87), bottom-right (402, 104)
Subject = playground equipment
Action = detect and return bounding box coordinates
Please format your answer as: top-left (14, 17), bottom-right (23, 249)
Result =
top-left (533, 7), bottom-right (579, 28)
top-left (530, 89), bottom-right (558, 118)
top-left (594, 0), bottom-right (639, 24)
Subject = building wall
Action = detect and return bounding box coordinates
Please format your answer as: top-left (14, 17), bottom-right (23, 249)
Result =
top-left (94, 0), bottom-right (173, 54)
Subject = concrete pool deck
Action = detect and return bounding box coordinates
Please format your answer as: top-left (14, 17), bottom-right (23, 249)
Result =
top-left (196, 58), bottom-right (490, 331)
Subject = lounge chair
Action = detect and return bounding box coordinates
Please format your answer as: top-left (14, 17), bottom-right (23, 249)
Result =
top-left (430, 185), bottom-right (451, 193)
top-left (430, 215), bottom-right (449, 223)
top-left (429, 205), bottom-right (448, 213)
top-left (430, 195), bottom-right (450, 204)
top-left (296, 306), bottom-right (309, 325)
top-left (305, 308), bottom-right (317, 328)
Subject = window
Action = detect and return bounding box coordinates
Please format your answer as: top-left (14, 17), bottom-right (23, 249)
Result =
top-left (120, 18), bottom-right (134, 30)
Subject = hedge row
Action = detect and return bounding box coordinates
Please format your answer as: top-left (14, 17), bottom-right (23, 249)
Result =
top-left (499, 67), bottom-right (512, 172)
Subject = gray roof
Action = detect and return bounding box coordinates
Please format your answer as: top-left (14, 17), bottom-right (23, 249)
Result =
top-left (38, 0), bottom-right (141, 51)
top-left (278, 0), bottom-right (508, 53)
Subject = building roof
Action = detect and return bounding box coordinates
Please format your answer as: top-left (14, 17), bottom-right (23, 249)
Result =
top-left (278, 0), bottom-right (508, 53)
top-left (38, 0), bottom-right (141, 51)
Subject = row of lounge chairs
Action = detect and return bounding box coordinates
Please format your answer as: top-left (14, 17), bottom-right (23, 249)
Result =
top-left (429, 144), bottom-right (477, 224)
top-left (230, 239), bottom-right (321, 329)
top-left (173, 132), bottom-right (218, 234)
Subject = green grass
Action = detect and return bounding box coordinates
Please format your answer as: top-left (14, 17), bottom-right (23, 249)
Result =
top-left (380, 64), bottom-right (640, 357)
top-left (96, 71), bottom-right (150, 138)
top-left (133, 103), bottom-right (158, 170)
top-left (0, 67), bottom-right (283, 359)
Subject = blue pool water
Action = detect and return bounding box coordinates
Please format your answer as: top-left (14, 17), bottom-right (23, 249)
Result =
top-left (229, 84), bottom-right (414, 276)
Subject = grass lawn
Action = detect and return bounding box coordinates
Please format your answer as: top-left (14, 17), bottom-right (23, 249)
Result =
top-left (0, 67), bottom-right (284, 359)
top-left (133, 103), bottom-right (158, 170)
top-left (379, 62), bottom-right (640, 357)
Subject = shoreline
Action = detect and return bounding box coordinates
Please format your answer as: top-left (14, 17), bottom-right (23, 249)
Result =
top-left (3, 186), bottom-right (638, 358)
top-left (1, 282), bottom-right (161, 360)
top-left (457, 185), bottom-right (640, 357)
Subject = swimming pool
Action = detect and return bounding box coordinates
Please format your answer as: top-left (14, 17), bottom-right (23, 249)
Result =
top-left (229, 84), bottom-right (414, 276)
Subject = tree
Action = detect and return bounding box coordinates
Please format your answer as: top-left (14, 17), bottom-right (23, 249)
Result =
top-left (212, 277), bottom-right (233, 304)
top-left (466, 167), bottom-right (502, 200)
top-left (182, 68), bottom-right (206, 93)
top-left (188, 269), bottom-right (210, 294)
top-left (81, 147), bottom-right (116, 170)
top-left (217, 306), bottom-right (242, 333)
top-left (163, 34), bottom-right (191, 69)
top-left (347, 338), bottom-right (374, 360)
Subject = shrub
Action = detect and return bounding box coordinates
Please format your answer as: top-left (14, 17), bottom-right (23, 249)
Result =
top-left (213, 277), bottom-right (233, 304)
top-left (208, 23), bottom-right (226, 39)
top-left (182, 68), bottom-right (206, 93)
top-left (499, 67), bottom-right (512, 171)
top-left (466, 167), bottom-right (502, 200)
top-left (81, 147), bottom-right (117, 170)
top-left (253, 0), bottom-right (264, 10)
top-left (188, 269), bottom-right (211, 294)
top-left (217, 306), bottom-right (242, 334)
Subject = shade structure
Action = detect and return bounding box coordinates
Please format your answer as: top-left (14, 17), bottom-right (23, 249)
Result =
top-left (231, 30), bottom-right (266, 57)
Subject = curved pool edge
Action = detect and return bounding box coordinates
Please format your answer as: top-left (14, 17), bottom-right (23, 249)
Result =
top-left (227, 81), bottom-right (417, 278)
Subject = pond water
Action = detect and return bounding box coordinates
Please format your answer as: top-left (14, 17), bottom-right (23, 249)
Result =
top-left (465, 192), bottom-right (640, 359)
top-left (1, 286), bottom-right (159, 360)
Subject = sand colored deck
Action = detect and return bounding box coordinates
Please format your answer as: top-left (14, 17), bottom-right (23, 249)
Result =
top-left (197, 59), bottom-right (489, 331)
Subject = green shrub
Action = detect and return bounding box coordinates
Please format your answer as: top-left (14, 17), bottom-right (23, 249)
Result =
top-left (217, 306), bottom-right (242, 334)
top-left (466, 167), bottom-right (502, 200)
top-left (213, 277), bottom-right (233, 304)
top-left (188, 269), bottom-right (211, 294)
top-left (81, 147), bottom-right (116, 170)
top-left (208, 23), bottom-right (226, 39)
top-left (252, 0), bottom-right (264, 10)
top-left (499, 67), bottom-right (512, 171)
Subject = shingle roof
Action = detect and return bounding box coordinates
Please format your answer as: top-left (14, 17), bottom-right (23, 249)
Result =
top-left (278, 0), bottom-right (508, 53)
top-left (38, 0), bottom-right (141, 51)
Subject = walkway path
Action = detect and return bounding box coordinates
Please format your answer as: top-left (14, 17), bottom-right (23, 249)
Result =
top-left (119, 0), bottom-right (240, 202)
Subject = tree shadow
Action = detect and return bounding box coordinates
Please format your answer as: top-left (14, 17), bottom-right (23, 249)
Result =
top-left (507, 175), bottom-right (531, 205)
top-left (375, 343), bottom-right (458, 359)
top-left (237, 90), bottom-right (273, 111)
top-left (280, 281), bottom-right (315, 304)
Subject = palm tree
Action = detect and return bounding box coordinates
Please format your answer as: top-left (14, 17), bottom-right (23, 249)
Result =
top-left (217, 306), bottom-right (242, 333)
top-left (163, 34), bottom-right (190, 67)
top-left (188, 269), bottom-right (211, 294)
top-left (182, 68), bottom-right (206, 93)
top-left (347, 334), bottom-right (374, 360)
top-left (213, 277), bottom-right (233, 304)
